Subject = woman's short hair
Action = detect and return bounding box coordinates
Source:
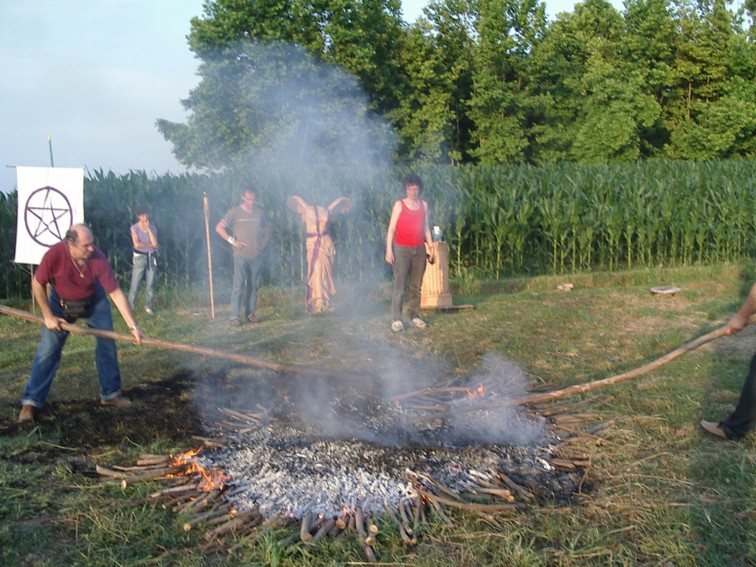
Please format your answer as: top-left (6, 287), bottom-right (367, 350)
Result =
top-left (402, 173), bottom-right (423, 193)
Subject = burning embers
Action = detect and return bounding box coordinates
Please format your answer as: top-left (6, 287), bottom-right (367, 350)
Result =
top-left (467, 383), bottom-right (486, 398)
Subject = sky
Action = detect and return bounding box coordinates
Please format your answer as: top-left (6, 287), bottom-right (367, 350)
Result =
top-left (0, 0), bottom-right (626, 194)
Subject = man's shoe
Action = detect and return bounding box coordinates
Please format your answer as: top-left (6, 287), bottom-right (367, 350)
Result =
top-left (101, 396), bottom-right (133, 409)
top-left (17, 405), bottom-right (34, 423)
top-left (229, 318), bottom-right (242, 328)
top-left (247, 314), bottom-right (258, 323)
top-left (700, 420), bottom-right (727, 439)
top-left (145, 308), bottom-right (154, 315)
top-left (391, 320), bottom-right (405, 332)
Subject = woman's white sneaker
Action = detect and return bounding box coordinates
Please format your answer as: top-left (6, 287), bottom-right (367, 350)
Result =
top-left (410, 317), bottom-right (427, 329)
top-left (391, 320), bottom-right (405, 332)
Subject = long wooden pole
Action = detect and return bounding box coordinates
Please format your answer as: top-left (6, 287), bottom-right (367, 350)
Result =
top-left (0, 304), bottom-right (332, 377)
top-left (203, 192), bottom-right (215, 320)
top-left (514, 321), bottom-right (750, 406)
top-left (413, 317), bottom-right (756, 422)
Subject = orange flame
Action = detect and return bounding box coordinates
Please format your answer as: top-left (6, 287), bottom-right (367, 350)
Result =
top-left (169, 447), bottom-right (228, 491)
top-left (466, 383), bottom-right (486, 399)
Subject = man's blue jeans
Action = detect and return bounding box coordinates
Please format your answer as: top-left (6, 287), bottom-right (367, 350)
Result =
top-left (230, 255), bottom-right (263, 320)
top-left (21, 286), bottom-right (123, 408)
top-left (128, 252), bottom-right (156, 310)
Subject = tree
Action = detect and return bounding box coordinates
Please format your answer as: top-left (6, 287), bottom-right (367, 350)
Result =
top-left (157, 42), bottom-right (393, 171)
top-left (528, 0), bottom-right (628, 162)
top-left (666, 0), bottom-right (756, 158)
top-left (621, 0), bottom-right (677, 154)
top-left (159, 0), bottom-right (405, 169)
top-left (468, 0), bottom-right (547, 164)
top-left (390, 0), bottom-right (478, 163)
top-left (571, 50), bottom-right (661, 162)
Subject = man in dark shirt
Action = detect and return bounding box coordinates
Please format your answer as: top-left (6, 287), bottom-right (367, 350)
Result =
top-left (17, 224), bottom-right (143, 423)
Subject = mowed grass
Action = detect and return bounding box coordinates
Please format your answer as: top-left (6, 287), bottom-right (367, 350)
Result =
top-left (0, 264), bottom-right (754, 566)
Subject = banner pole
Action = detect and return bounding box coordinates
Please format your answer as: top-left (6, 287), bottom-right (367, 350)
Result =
top-left (29, 267), bottom-right (36, 314)
top-left (203, 192), bottom-right (215, 319)
top-left (31, 134), bottom-right (55, 313)
top-left (47, 133), bottom-right (54, 167)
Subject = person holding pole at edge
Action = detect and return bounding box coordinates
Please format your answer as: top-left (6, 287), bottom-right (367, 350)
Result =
top-left (17, 224), bottom-right (143, 423)
top-left (700, 282), bottom-right (756, 440)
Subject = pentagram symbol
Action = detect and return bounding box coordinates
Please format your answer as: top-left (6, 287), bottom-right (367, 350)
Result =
top-left (25, 186), bottom-right (73, 247)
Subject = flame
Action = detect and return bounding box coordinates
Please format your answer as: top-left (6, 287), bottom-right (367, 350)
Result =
top-left (169, 446), bottom-right (228, 491)
top-left (171, 446), bottom-right (202, 464)
top-left (466, 383), bottom-right (486, 399)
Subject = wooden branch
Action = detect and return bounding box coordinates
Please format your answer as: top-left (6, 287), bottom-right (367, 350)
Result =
top-left (407, 318), bottom-right (755, 419)
top-left (0, 303), bottom-right (335, 376)
top-left (420, 491), bottom-right (524, 514)
top-left (384, 501), bottom-right (412, 545)
top-left (496, 472), bottom-right (534, 500)
top-left (424, 494), bottom-right (454, 525)
top-left (299, 512), bottom-right (314, 542)
top-left (398, 499), bottom-right (413, 535)
top-left (310, 517), bottom-right (336, 544)
top-left (96, 463), bottom-right (184, 482)
top-left (516, 319), bottom-right (756, 406)
top-left (355, 506), bottom-right (377, 563)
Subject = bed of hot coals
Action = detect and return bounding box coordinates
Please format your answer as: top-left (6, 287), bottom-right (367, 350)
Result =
top-left (95, 356), bottom-right (611, 560)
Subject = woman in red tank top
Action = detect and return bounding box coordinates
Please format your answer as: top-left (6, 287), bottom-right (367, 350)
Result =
top-left (385, 174), bottom-right (435, 332)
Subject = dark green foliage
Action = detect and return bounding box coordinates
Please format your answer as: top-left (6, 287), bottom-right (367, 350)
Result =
top-left (160, 0), bottom-right (754, 169)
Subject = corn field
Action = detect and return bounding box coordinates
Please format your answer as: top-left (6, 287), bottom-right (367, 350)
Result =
top-left (1, 160), bottom-right (754, 300)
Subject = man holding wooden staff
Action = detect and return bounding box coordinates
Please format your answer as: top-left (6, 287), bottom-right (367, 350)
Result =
top-left (701, 283), bottom-right (756, 440)
top-left (17, 224), bottom-right (143, 423)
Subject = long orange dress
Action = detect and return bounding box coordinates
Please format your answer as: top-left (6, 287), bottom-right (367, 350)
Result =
top-left (287, 196), bottom-right (351, 314)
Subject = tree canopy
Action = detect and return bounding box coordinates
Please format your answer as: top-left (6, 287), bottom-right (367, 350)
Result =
top-left (157, 0), bottom-right (755, 169)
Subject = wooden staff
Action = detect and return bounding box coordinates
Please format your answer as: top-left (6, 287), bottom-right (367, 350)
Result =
top-left (515, 317), bottom-right (755, 406)
top-left (0, 304), bottom-right (335, 377)
top-left (203, 192), bottom-right (215, 320)
top-left (411, 317), bottom-right (755, 416)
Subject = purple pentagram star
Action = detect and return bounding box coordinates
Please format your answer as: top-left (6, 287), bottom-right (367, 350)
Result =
top-left (25, 186), bottom-right (74, 247)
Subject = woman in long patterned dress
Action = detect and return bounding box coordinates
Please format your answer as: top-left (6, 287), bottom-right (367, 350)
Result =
top-left (287, 195), bottom-right (352, 314)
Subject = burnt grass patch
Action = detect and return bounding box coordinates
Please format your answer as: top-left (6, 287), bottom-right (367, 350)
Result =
top-left (3, 370), bottom-right (205, 455)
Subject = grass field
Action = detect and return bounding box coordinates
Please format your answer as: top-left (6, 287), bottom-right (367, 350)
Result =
top-left (1, 264), bottom-right (754, 566)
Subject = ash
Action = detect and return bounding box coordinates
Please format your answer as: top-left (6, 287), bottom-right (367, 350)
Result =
top-left (201, 404), bottom-right (578, 520)
top-left (197, 354), bottom-right (584, 519)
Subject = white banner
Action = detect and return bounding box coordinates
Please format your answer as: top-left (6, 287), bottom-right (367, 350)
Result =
top-left (14, 166), bottom-right (84, 265)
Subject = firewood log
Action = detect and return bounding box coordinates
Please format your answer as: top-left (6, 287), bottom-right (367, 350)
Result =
top-left (384, 502), bottom-right (412, 545)
top-left (311, 518), bottom-right (336, 544)
top-left (299, 513), bottom-right (314, 542)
